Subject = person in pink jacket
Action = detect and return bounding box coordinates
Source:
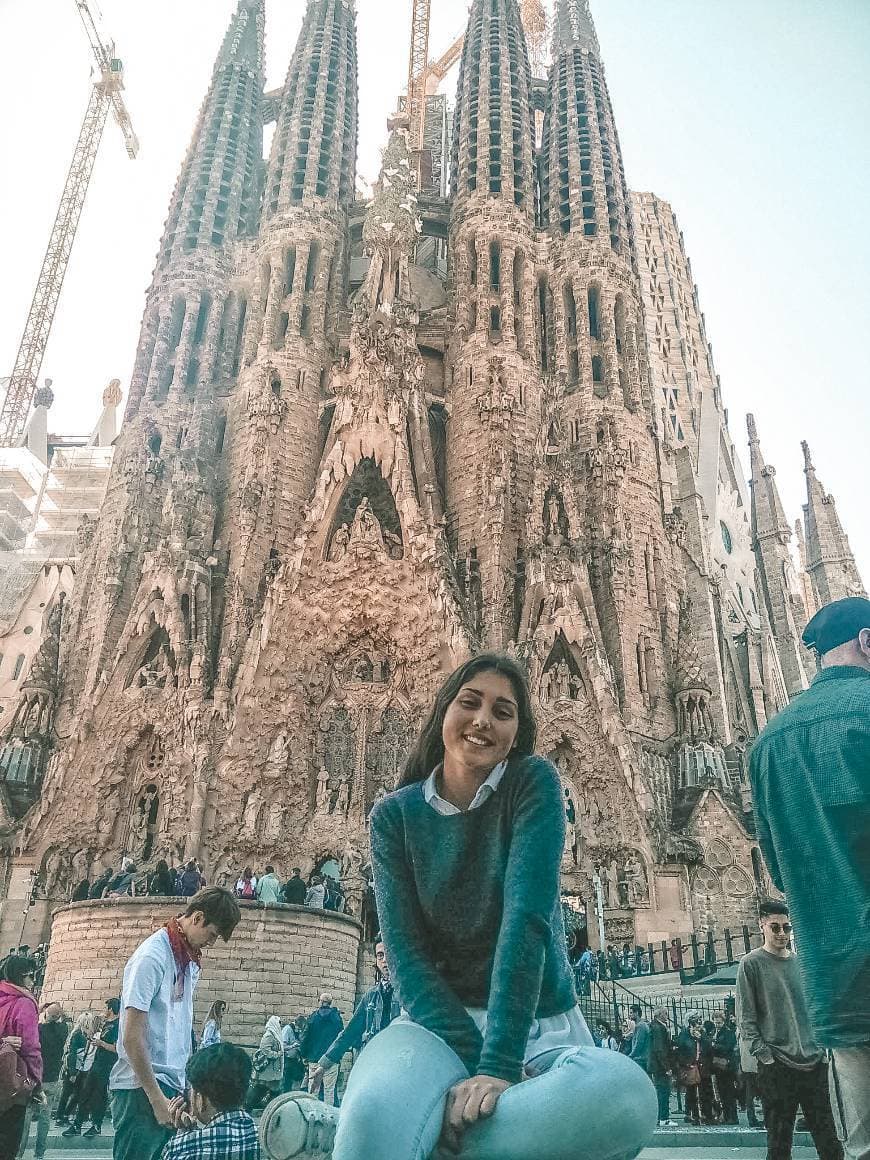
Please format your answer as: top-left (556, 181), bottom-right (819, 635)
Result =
top-left (0, 954), bottom-right (43, 1159)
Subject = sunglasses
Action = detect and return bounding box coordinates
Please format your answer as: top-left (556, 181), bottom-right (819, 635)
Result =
top-left (767, 923), bottom-right (792, 935)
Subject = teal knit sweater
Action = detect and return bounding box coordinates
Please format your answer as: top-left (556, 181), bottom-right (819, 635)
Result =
top-left (369, 754), bottom-right (576, 1083)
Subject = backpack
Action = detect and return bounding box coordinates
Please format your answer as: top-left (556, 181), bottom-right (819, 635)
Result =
top-left (240, 879), bottom-right (255, 899)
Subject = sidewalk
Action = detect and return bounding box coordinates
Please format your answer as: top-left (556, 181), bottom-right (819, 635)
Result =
top-left (21, 1121), bottom-right (819, 1156)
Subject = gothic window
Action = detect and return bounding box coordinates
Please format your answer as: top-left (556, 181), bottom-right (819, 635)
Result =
top-left (720, 521), bottom-right (733, 554)
top-left (168, 297), bottom-right (186, 356)
top-left (12, 654), bottom-right (25, 681)
top-left (129, 782), bottom-right (160, 862)
top-left (513, 251), bottom-right (525, 351)
top-left (489, 241), bottom-right (501, 291)
top-left (587, 285), bottom-right (601, 340)
top-left (284, 247), bottom-right (297, 298)
top-left (365, 706), bottom-right (413, 807)
top-left (692, 866), bottom-right (721, 897)
top-left (614, 294), bottom-right (626, 355)
top-left (721, 866), bottom-right (754, 898)
top-left (706, 838), bottom-right (733, 870)
top-left (192, 294), bottom-right (212, 348)
top-left (592, 356), bottom-right (604, 384)
top-left (305, 242), bottom-right (320, 293)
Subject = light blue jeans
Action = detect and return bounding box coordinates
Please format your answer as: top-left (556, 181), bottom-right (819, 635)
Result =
top-left (332, 1019), bottom-right (658, 1160)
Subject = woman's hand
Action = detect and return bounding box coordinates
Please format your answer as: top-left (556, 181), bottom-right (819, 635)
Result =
top-left (440, 1075), bottom-right (513, 1153)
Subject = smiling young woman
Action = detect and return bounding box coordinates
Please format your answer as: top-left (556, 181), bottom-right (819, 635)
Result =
top-left (261, 653), bottom-right (657, 1160)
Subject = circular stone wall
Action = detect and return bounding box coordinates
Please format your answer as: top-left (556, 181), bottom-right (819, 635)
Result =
top-left (42, 898), bottom-right (362, 1049)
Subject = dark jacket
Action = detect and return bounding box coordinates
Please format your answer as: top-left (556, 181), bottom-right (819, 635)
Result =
top-left (320, 982), bottom-right (401, 1066)
top-left (88, 872), bottom-right (112, 900)
top-left (71, 880), bottom-right (90, 903)
top-left (300, 1005), bottom-right (344, 1063)
top-left (178, 869), bottom-right (204, 898)
top-left (148, 868), bottom-right (176, 896)
top-left (749, 666), bottom-right (870, 1048)
top-left (91, 1016), bottom-right (119, 1079)
top-left (648, 1018), bottom-right (673, 1078)
top-left (39, 1018), bottom-right (69, 1083)
top-left (281, 877), bottom-right (307, 905)
top-left (675, 1029), bottom-right (708, 1082)
top-left (712, 1024), bottom-right (738, 1073)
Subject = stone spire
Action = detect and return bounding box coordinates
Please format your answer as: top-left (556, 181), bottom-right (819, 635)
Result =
top-left (747, 415), bottom-right (808, 697)
top-left (449, 0), bottom-right (536, 217)
top-left (263, 0), bottom-right (359, 217)
top-left (552, 0), bottom-right (600, 57)
top-left (542, 0), bottom-right (630, 252)
top-left (801, 441), bottom-right (866, 605)
top-left (156, 0), bottom-right (265, 269)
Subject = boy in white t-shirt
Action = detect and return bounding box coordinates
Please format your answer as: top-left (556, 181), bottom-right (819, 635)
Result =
top-left (110, 888), bottom-right (241, 1160)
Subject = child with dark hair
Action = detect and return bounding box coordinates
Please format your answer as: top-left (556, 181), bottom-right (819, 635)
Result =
top-left (161, 1043), bottom-right (259, 1159)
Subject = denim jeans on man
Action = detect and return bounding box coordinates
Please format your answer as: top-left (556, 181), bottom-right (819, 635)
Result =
top-left (330, 1017), bottom-right (656, 1160)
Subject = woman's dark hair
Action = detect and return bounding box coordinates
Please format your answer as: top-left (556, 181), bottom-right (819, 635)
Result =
top-left (155, 860), bottom-right (169, 874)
top-left (186, 860), bottom-right (196, 872)
top-left (242, 867), bottom-right (253, 879)
top-left (0, 955), bottom-right (38, 987)
top-left (596, 1020), bottom-right (614, 1037)
top-left (105, 997), bottom-right (121, 1015)
top-left (184, 887), bottom-right (241, 941)
top-left (186, 1043), bottom-right (252, 1111)
top-left (399, 653), bottom-right (536, 786)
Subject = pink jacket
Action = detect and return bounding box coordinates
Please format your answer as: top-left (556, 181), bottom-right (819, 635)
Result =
top-left (0, 982), bottom-right (42, 1084)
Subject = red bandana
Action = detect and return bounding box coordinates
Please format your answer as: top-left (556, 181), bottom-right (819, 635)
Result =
top-left (165, 917), bottom-right (201, 1000)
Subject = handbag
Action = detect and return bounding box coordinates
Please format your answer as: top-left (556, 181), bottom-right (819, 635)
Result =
top-left (679, 1061), bottom-right (701, 1087)
top-left (0, 1041), bottom-right (37, 1113)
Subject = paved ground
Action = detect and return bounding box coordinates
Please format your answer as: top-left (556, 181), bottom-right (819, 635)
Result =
top-left (20, 1127), bottom-right (823, 1160)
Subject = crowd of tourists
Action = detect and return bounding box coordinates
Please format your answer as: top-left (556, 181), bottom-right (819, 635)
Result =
top-left (0, 595), bottom-right (864, 1160)
top-left (232, 868), bottom-right (346, 912)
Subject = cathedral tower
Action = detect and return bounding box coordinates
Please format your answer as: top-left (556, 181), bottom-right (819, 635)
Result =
top-left (801, 441), bottom-right (866, 607)
top-left (217, 0), bottom-right (359, 685)
top-left (541, 0), bottom-right (669, 729)
top-left (747, 415), bottom-right (809, 698)
top-left (445, 0), bottom-right (542, 647)
top-left (64, 0), bottom-right (266, 704)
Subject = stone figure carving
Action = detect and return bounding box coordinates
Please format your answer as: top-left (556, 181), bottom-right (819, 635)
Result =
top-left (315, 767), bottom-right (331, 812)
top-left (137, 643), bottom-right (173, 690)
top-left (605, 860), bottom-right (620, 910)
top-left (242, 789), bottom-right (264, 837)
top-left (621, 853), bottom-right (649, 904)
top-left (349, 498), bottom-right (385, 552)
top-left (334, 780), bottom-right (351, 816)
top-left (329, 524), bottom-right (350, 562)
top-left (268, 732), bottom-right (289, 768)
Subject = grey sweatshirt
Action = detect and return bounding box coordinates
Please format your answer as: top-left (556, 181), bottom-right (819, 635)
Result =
top-left (736, 947), bottom-right (824, 1071)
top-left (369, 755), bottom-right (576, 1083)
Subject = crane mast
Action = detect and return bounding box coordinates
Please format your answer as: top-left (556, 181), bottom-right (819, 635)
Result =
top-left (0, 0), bottom-right (138, 447)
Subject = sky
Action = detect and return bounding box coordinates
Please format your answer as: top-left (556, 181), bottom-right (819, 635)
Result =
top-left (0, 0), bottom-right (867, 578)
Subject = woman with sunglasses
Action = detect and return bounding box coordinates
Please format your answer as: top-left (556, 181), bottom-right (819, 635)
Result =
top-left (0, 955), bottom-right (42, 1158)
top-left (261, 653), bottom-right (656, 1160)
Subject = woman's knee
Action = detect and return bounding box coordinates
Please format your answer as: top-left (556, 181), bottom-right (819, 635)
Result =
top-left (555, 1048), bottom-right (657, 1157)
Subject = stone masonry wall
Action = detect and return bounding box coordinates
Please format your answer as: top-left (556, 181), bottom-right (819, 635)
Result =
top-left (41, 898), bottom-right (362, 1050)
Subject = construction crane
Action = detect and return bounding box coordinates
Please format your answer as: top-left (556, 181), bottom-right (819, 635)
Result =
top-left (0, 0), bottom-right (139, 447)
top-left (406, 0), bottom-right (549, 187)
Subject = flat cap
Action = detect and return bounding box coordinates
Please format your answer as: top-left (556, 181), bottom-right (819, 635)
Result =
top-left (802, 596), bottom-right (870, 655)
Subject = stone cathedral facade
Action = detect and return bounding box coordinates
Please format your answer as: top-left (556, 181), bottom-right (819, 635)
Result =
top-left (1, 0), bottom-right (865, 953)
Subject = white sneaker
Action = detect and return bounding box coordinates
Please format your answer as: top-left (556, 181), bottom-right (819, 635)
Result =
top-left (657, 1120), bottom-right (678, 1127)
top-left (259, 1093), bottom-right (339, 1160)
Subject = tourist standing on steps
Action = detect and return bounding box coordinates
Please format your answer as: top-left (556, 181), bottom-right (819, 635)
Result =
top-left (280, 869), bottom-right (306, 906)
top-left (246, 1017), bottom-right (285, 1111)
top-left (711, 1009), bottom-right (739, 1125)
top-left (629, 1004), bottom-right (651, 1074)
top-left (0, 955), bottom-right (42, 1159)
top-left (27, 1002), bottom-right (67, 1160)
top-left (300, 996), bottom-right (344, 1107)
top-left (649, 1007), bottom-right (676, 1127)
top-left (256, 867), bottom-right (282, 906)
top-left (259, 653), bottom-right (656, 1160)
top-left (304, 876), bottom-right (326, 910)
top-left (675, 1017), bottom-right (705, 1126)
top-left (63, 997), bottom-right (120, 1138)
top-left (109, 887), bottom-right (240, 1160)
top-left (750, 597), bottom-right (870, 1160)
top-left (736, 899), bottom-right (843, 1160)
top-left (307, 939), bottom-right (401, 1099)
top-left (199, 1001), bottom-right (226, 1050)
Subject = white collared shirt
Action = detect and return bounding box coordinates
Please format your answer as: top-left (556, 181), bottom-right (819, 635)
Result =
top-left (422, 760), bottom-right (508, 815)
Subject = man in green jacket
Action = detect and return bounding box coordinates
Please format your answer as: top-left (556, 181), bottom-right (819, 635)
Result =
top-left (749, 597), bottom-right (870, 1160)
